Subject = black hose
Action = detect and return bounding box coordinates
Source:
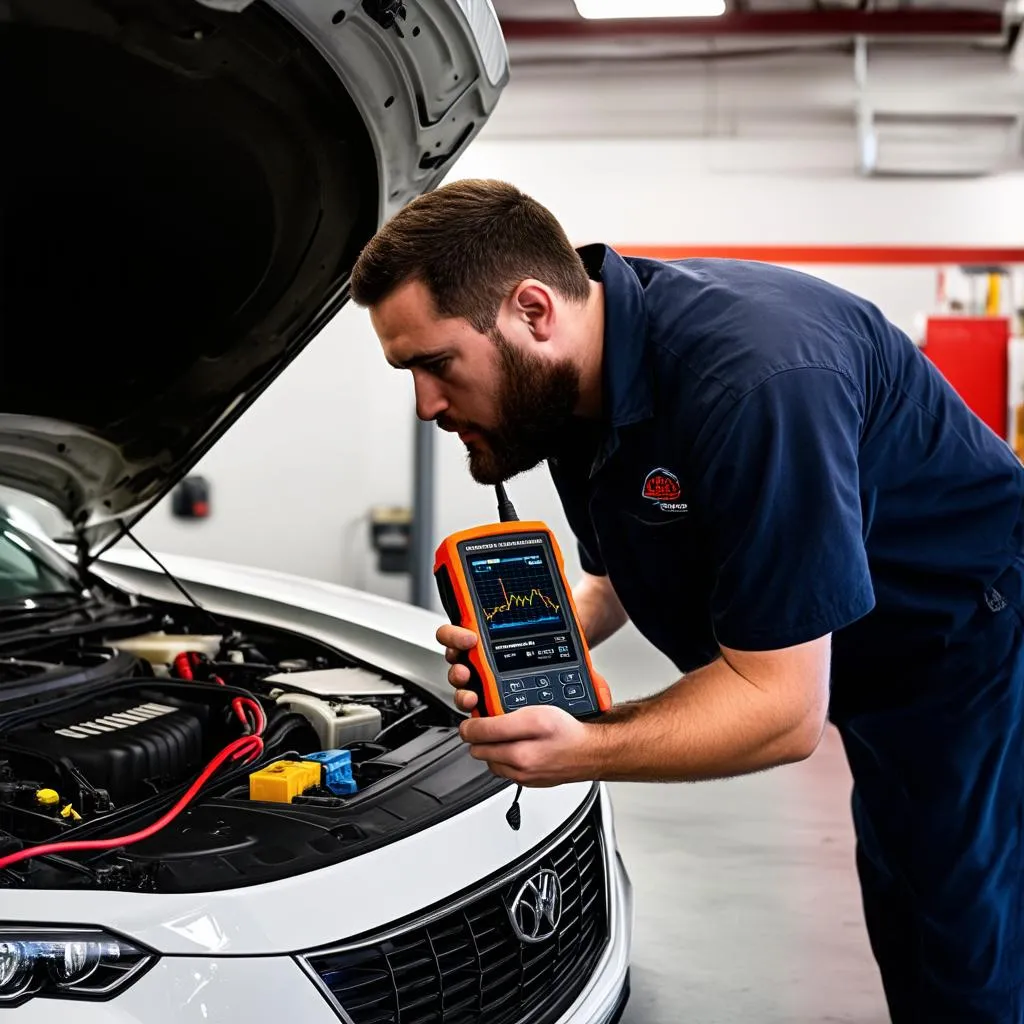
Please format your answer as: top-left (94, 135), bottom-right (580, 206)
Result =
top-left (372, 705), bottom-right (428, 744)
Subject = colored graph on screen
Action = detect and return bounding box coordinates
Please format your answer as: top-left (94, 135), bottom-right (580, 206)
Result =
top-left (471, 550), bottom-right (566, 634)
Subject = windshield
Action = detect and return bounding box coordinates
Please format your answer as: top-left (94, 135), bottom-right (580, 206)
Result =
top-left (0, 522), bottom-right (77, 604)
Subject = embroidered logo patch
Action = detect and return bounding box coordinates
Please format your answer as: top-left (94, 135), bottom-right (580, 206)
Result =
top-left (642, 468), bottom-right (688, 513)
top-left (643, 468), bottom-right (682, 502)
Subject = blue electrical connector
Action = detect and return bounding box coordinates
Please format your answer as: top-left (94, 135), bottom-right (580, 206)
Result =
top-left (302, 750), bottom-right (358, 796)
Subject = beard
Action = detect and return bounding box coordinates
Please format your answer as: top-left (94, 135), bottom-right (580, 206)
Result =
top-left (441, 329), bottom-right (581, 485)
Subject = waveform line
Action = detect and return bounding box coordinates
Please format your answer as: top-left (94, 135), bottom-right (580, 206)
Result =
top-left (483, 578), bottom-right (560, 623)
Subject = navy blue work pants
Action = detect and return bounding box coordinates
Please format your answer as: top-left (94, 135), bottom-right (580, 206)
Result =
top-left (835, 559), bottom-right (1024, 1023)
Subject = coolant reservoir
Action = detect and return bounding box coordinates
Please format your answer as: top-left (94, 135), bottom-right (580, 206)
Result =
top-left (274, 693), bottom-right (382, 749)
top-left (265, 667), bottom-right (400, 748)
top-left (111, 632), bottom-right (222, 675)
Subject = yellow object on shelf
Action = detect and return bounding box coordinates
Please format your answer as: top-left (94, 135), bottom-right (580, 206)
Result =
top-left (248, 760), bottom-right (322, 804)
top-left (986, 273), bottom-right (1002, 316)
top-left (35, 788), bottom-right (60, 807)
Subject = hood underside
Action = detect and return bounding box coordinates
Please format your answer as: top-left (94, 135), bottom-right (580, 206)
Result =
top-left (0, 0), bottom-right (379, 549)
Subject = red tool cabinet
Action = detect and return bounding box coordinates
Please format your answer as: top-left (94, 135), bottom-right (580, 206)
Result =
top-left (922, 316), bottom-right (1011, 439)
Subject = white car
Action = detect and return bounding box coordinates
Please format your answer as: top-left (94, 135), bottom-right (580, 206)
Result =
top-left (0, 0), bottom-right (633, 1021)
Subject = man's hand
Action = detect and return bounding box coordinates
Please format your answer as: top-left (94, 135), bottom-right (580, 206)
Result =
top-left (436, 623), bottom-right (604, 785)
top-left (437, 623), bottom-right (482, 713)
top-left (460, 706), bottom-right (602, 787)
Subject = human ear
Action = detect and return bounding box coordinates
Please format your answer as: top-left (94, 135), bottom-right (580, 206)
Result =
top-left (510, 280), bottom-right (556, 342)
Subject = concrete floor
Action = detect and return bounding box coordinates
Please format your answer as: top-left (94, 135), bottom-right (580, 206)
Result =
top-left (590, 626), bottom-right (890, 1024)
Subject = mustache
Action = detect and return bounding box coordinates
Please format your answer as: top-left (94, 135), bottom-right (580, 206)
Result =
top-left (436, 414), bottom-right (485, 435)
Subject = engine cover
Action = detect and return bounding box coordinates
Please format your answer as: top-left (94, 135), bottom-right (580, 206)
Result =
top-left (10, 696), bottom-right (207, 804)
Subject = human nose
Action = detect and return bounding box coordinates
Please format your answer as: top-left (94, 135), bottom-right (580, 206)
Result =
top-left (413, 372), bottom-right (448, 422)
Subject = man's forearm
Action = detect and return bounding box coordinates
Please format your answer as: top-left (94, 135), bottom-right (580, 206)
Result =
top-left (572, 571), bottom-right (628, 648)
top-left (585, 656), bottom-right (827, 782)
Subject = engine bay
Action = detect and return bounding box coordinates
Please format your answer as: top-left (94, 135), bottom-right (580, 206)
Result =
top-left (0, 604), bottom-right (498, 893)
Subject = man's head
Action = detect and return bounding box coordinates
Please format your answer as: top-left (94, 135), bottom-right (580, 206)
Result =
top-left (351, 179), bottom-right (598, 484)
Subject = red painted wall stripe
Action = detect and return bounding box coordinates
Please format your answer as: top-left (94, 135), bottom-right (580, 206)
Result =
top-left (613, 245), bottom-right (1024, 265)
top-left (502, 11), bottom-right (1004, 39)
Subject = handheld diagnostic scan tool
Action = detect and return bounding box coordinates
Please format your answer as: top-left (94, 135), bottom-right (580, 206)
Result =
top-left (433, 486), bottom-right (612, 720)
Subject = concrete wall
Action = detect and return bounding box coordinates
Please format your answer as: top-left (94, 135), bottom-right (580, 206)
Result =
top-left (125, 87), bottom-right (1024, 608)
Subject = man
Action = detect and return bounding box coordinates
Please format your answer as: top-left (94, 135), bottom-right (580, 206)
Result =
top-left (351, 178), bottom-right (1024, 1022)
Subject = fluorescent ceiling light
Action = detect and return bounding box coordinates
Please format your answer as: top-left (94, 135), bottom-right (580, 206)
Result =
top-left (573, 0), bottom-right (726, 17)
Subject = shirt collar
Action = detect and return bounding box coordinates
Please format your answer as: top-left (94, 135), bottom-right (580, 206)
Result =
top-left (577, 243), bottom-right (653, 428)
top-left (574, 243), bottom-right (653, 475)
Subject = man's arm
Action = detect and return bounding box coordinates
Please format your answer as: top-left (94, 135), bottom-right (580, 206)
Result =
top-left (571, 570), bottom-right (628, 648)
top-left (439, 622), bottom-right (830, 786)
top-left (585, 637), bottom-right (830, 780)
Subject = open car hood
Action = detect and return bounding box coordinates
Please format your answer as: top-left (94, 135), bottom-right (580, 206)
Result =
top-left (0, 0), bottom-right (506, 556)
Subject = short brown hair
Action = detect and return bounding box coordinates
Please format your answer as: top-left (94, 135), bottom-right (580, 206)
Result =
top-left (350, 179), bottom-right (591, 332)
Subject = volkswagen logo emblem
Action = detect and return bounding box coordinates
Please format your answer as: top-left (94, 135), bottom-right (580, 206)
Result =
top-left (507, 869), bottom-right (562, 944)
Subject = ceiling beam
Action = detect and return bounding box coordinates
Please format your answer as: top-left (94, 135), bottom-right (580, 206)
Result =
top-left (500, 10), bottom-right (1006, 40)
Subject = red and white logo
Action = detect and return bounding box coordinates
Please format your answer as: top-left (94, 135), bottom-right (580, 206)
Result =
top-left (643, 468), bottom-right (681, 502)
top-left (642, 468), bottom-right (688, 512)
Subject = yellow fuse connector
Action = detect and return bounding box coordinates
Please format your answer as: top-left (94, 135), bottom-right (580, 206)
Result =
top-left (248, 760), bottom-right (321, 804)
top-left (35, 788), bottom-right (60, 807)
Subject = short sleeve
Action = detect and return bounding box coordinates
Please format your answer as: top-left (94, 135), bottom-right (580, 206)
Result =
top-left (693, 366), bottom-right (875, 651)
top-left (577, 535), bottom-right (606, 577)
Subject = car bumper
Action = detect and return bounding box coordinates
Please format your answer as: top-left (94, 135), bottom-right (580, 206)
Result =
top-left (547, 847), bottom-right (634, 1024)
top-left (8, 792), bottom-right (633, 1023)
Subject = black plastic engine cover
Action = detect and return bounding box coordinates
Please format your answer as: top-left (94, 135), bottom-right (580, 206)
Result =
top-left (10, 695), bottom-right (207, 804)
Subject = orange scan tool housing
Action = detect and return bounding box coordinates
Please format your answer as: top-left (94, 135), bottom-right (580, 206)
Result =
top-left (433, 520), bottom-right (612, 718)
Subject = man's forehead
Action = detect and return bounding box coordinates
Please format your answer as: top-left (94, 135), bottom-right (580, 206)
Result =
top-left (373, 278), bottom-right (440, 326)
top-left (374, 283), bottom-right (484, 366)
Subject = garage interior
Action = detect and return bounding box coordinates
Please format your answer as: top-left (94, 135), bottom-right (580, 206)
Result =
top-left (117, 2), bottom-right (1017, 1015)
top-left (4, 0), bottom-right (1024, 1020)
top-left (110, 2), bottom-right (1024, 1021)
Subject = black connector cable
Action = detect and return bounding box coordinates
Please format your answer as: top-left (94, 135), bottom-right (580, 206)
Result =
top-left (495, 483), bottom-right (523, 831)
top-left (495, 482), bottom-right (519, 523)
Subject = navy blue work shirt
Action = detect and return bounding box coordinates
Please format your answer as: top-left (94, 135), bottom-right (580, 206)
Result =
top-left (548, 244), bottom-right (1024, 716)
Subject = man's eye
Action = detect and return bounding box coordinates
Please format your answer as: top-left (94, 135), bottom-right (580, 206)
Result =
top-left (426, 358), bottom-right (451, 375)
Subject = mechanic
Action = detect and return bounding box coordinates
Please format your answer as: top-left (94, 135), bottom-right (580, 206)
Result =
top-left (350, 178), bottom-right (1024, 1023)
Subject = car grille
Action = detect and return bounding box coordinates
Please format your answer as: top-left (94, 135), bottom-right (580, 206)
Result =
top-left (303, 798), bottom-right (608, 1024)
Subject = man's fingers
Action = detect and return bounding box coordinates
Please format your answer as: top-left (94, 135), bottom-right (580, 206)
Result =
top-left (455, 689), bottom-right (478, 712)
top-left (448, 663), bottom-right (471, 687)
top-left (467, 741), bottom-right (526, 767)
top-left (436, 624), bottom-right (478, 651)
top-left (469, 742), bottom-right (559, 788)
top-left (460, 709), bottom-right (547, 746)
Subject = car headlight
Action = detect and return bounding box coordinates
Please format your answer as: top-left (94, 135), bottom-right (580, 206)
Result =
top-left (0, 929), bottom-right (154, 1005)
